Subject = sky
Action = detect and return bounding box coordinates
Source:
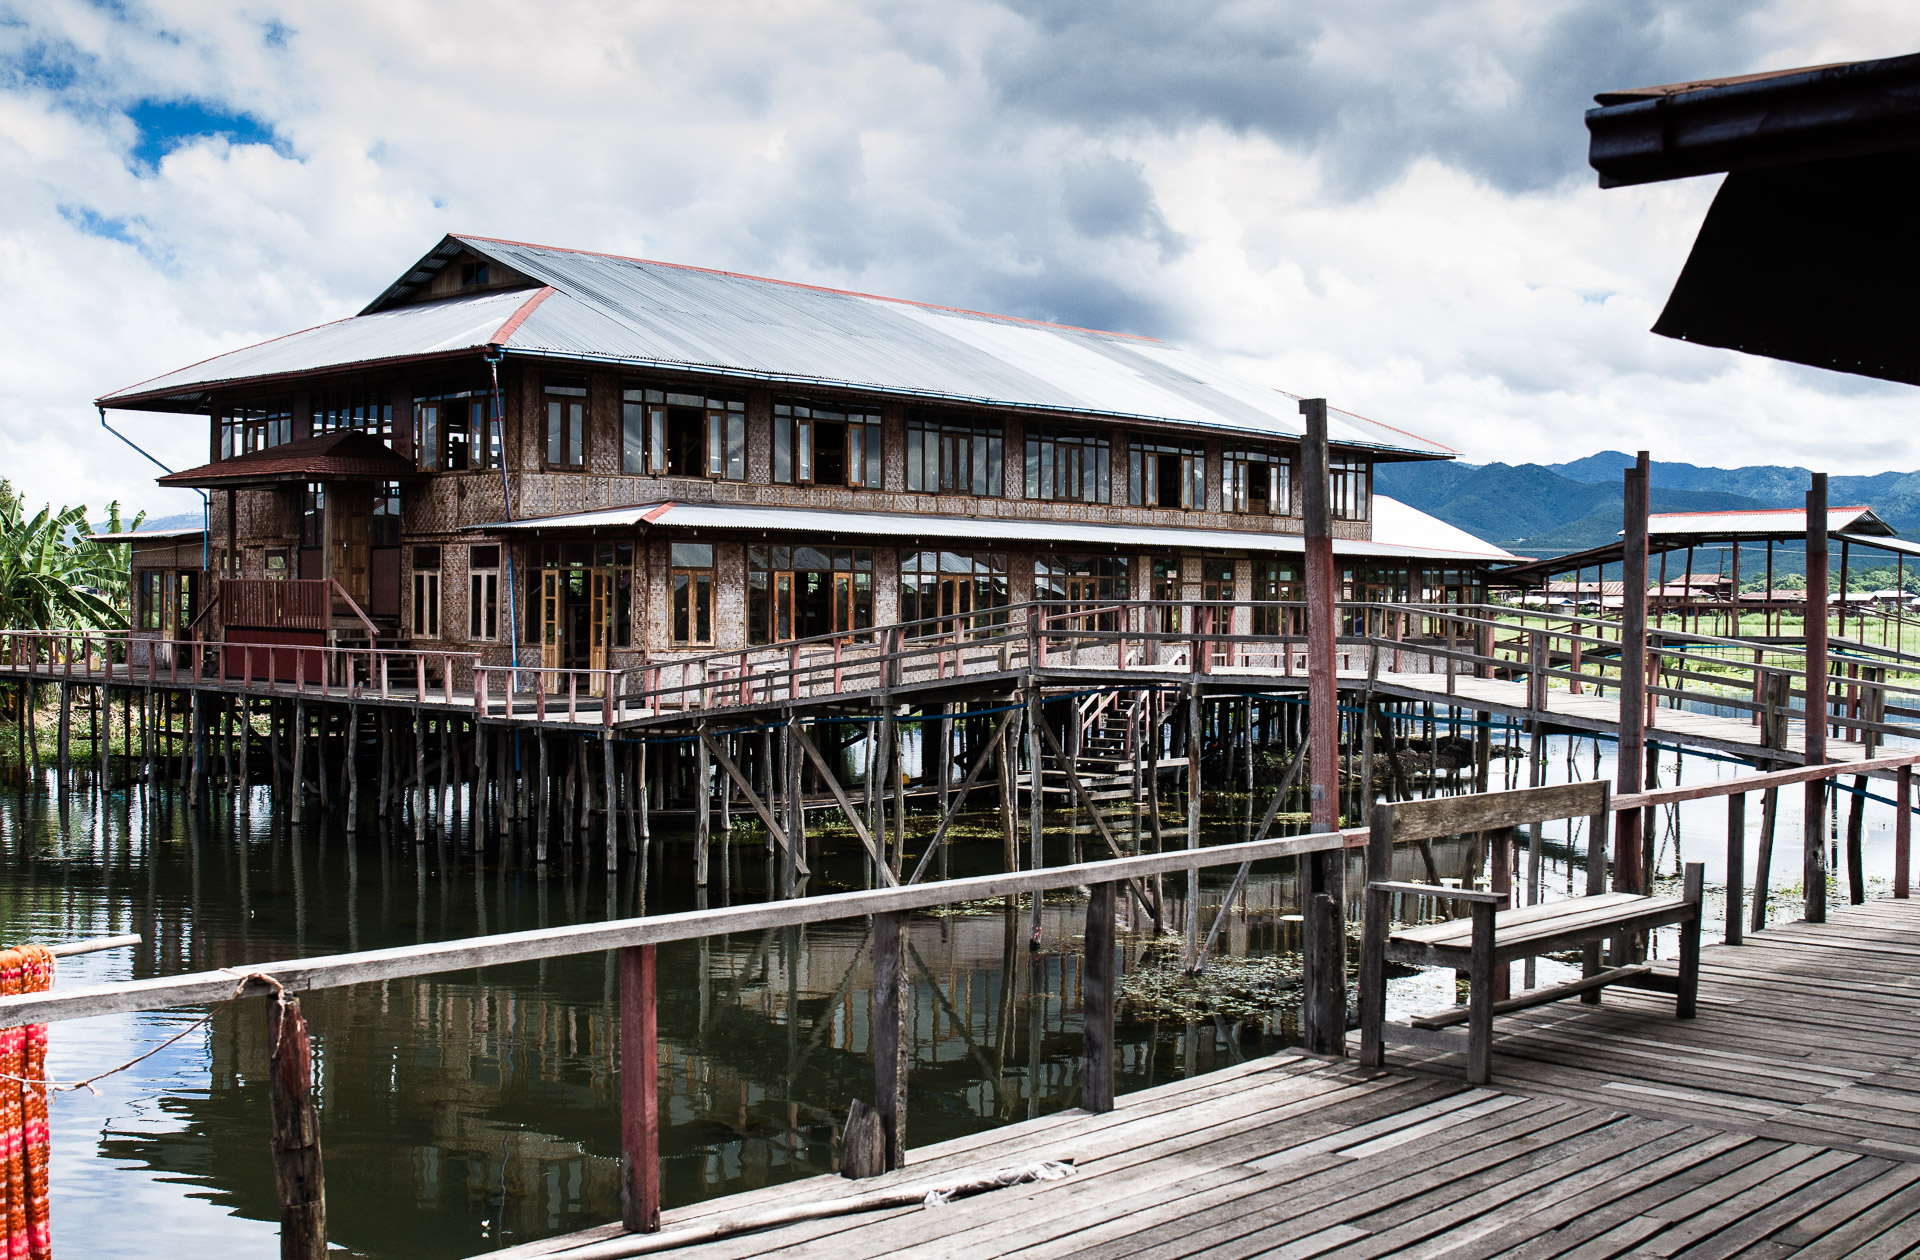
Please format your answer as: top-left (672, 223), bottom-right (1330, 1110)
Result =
top-left (4, 1), bottom-right (1919, 522)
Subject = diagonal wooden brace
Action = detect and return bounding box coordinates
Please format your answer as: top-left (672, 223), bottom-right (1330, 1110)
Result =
top-left (790, 720), bottom-right (894, 885)
top-left (698, 728), bottom-right (810, 877)
top-left (1033, 708), bottom-right (1159, 922)
top-left (907, 707), bottom-right (1017, 885)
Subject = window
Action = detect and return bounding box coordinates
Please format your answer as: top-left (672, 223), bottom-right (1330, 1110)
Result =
top-left (314, 388), bottom-right (395, 448)
top-left (670, 543), bottom-right (715, 646)
top-left (175, 572), bottom-right (198, 634)
top-left (906, 417), bottom-right (1003, 497)
top-left (137, 571), bottom-right (164, 631)
top-left (469, 545), bottom-right (500, 641)
top-left (1330, 458), bottom-right (1372, 521)
top-left (414, 386), bottom-right (495, 470)
top-left (218, 398), bottom-right (293, 459)
top-left (1035, 555), bottom-right (1128, 632)
top-left (1128, 440), bottom-right (1206, 510)
top-left (371, 482), bottom-right (402, 546)
top-left (544, 376), bottom-right (588, 469)
top-left (1024, 427), bottom-right (1110, 504)
top-left (622, 387), bottom-right (746, 480)
top-left (774, 399), bottom-right (882, 488)
top-left (1224, 449), bottom-right (1291, 515)
top-left (1252, 560), bottom-right (1299, 636)
top-left (264, 548), bottom-right (290, 580)
top-left (412, 545), bottom-right (442, 639)
top-left (300, 483), bottom-right (325, 549)
top-left (460, 261), bottom-right (490, 286)
top-left (747, 546), bottom-right (873, 644)
top-left (899, 551), bottom-right (1009, 636)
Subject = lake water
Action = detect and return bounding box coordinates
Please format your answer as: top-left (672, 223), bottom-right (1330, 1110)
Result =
top-left (1, 730), bottom-right (1900, 1258)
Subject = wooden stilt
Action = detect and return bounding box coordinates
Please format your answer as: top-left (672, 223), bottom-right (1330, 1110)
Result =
top-left (267, 990), bottom-right (327, 1259)
top-left (290, 700), bottom-right (305, 825)
top-left (695, 722), bottom-right (711, 886)
top-left (618, 945), bottom-right (660, 1232)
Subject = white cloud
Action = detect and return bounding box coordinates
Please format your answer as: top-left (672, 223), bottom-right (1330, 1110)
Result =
top-left (3, 0), bottom-right (1920, 522)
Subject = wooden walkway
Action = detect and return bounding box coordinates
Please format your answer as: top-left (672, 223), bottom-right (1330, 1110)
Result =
top-left (483, 900), bottom-right (1920, 1259)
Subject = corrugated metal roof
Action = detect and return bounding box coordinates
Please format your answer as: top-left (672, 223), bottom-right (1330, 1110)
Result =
top-left (99, 288), bottom-right (539, 407)
top-left (90, 527), bottom-right (205, 543)
top-left (1649, 505), bottom-right (1892, 537)
top-left (101, 232), bottom-right (1453, 458)
top-left (462, 495), bottom-right (1517, 564)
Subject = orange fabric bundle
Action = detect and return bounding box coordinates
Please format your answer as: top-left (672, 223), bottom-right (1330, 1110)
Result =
top-left (0, 947), bottom-right (53, 1260)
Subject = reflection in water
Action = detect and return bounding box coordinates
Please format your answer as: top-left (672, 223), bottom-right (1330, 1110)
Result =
top-left (0, 730), bottom-right (1893, 1257)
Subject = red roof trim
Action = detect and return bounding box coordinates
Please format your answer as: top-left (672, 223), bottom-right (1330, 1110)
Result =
top-left (1274, 389), bottom-right (1458, 456)
top-left (1652, 505), bottom-right (1871, 519)
top-left (640, 502), bottom-right (676, 525)
top-left (489, 286), bottom-right (556, 345)
top-left (455, 233), bottom-right (1161, 343)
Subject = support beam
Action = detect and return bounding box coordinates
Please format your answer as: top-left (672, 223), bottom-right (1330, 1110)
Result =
top-left (1031, 707), bottom-right (1159, 919)
top-left (871, 911), bottom-right (907, 1170)
top-left (1299, 398), bottom-right (1339, 834)
top-left (1081, 881), bottom-right (1117, 1113)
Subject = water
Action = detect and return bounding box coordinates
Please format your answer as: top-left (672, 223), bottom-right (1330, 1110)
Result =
top-left (4, 723), bottom-right (1907, 1258)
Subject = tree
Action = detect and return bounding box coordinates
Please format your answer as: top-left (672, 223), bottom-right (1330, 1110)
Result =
top-left (0, 486), bottom-right (138, 632)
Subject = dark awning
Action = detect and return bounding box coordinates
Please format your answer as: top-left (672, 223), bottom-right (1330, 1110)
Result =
top-left (1587, 52), bottom-right (1920, 386)
top-left (158, 432), bottom-right (422, 489)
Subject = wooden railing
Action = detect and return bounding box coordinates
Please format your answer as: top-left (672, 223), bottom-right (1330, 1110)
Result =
top-left (221, 578), bottom-right (330, 630)
top-left (0, 824), bottom-right (1367, 1246)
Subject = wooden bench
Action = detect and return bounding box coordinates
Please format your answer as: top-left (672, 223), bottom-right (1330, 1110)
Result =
top-left (1357, 781), bottom-right (1704, 1084)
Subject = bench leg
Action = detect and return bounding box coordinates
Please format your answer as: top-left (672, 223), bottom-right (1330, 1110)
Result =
top-left (1467, 901), bottom-right (1495, 1085)
top-left (1359, 885), bottom-right (1387, 1069)
top-left (1678, 861), bottom-right (1703, 1019)
top-left (1580, 942), bottom-right (1602, 1005)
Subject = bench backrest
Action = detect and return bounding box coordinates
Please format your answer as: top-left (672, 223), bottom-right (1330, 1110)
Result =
top-left (1370, 780), bottom-right (1611, 897)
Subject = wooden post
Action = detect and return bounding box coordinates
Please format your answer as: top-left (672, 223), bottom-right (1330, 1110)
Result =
top-left (604, 733), bottom-right (619, 872)
top-left (1026, 690), bottom-right (1044, 941)
top-left (1359, 808), bottom-right (1392, 1069)
top-left (1846, 774), bottom-right (1868, 906)
top-left (267, 992), bottom-right (327, 1259)
top-left (1299, 398), bottom-right (1338, 833)
top-left (1616, 452), bottom-right (1650, 893)
top-left (1466, 899), bottom-right (1495, 1086)
top-left (414, 708), bottom-right (428, 846)
top-left (871, 910), bottom-right (908, 1170)
top-left (618, 945), bottom-right (660, 1232)
top-left (1184, 684), bottom-right (1202, 964)
top-left (1725, 792), bottom-right (1745, 945)
top-left (695, 721), bottom-right (711, 886)
top-left (1898, 764), bottom-right (1912, 900)
top-left (1299, 398), bottom-right (1346, 1058)
top-left (290, 700), bottom-right (306, 825)
top-left (1081, 881), bottom-right (1116, 1113)
top-left (1805, 473), bottom-right (1829, 924)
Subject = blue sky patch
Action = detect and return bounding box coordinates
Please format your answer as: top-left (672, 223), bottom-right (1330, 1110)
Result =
top-left (126, 99), bottom-right (282, 169)
top-left (58, 205), bottom-right (138, 246)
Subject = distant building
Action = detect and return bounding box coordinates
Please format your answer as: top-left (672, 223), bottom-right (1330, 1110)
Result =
top-left (98, 234), bottom-right (1519, 673)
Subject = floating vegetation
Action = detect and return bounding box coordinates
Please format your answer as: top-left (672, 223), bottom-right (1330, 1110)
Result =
top-left (1119, 953), bottom-right (1305, 1023)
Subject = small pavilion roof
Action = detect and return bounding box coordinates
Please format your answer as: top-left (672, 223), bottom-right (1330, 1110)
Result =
top-left (157, 432), bottom-right (422, 489)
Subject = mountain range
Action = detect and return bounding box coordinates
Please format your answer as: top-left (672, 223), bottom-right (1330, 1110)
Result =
top-left (1377, 452), bottom-right (1920, 566)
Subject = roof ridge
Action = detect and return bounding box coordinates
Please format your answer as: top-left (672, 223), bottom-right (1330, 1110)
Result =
top-left (455, 233), bottom-right (1163, 343)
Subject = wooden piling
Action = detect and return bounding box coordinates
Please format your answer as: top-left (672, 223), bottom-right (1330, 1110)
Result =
top-left (1805, 472), bottom-right (1830, 923)
top-left (266, 991), bottom-right (328, 1259)
top-left (1082, 881), bottom-right (1116, 1113)
top-left (871, 910), bottom-right (907, 1170)
top-left (695, 722), bottom-right (710, 886)
top-left (618, 945), bottom-right (660, 1232)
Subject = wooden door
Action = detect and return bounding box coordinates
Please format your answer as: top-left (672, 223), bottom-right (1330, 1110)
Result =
top-left (540, 570), bottom-right (561, 688)
top-left (589, 570), bottom-right (608, 691)
top-left (773, 572), bottom-right (794, 642)
top-left (939, 575), bottom-right (973, 636)
top-left (329, 483), bottom-right (373, 606)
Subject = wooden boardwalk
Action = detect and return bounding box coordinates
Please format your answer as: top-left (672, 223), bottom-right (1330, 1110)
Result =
top-left (484, 899), bottom-right (1920, 1259)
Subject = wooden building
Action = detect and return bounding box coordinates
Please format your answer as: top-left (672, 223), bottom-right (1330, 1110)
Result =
top-left (98, 234), bottom-right (1515, 672)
